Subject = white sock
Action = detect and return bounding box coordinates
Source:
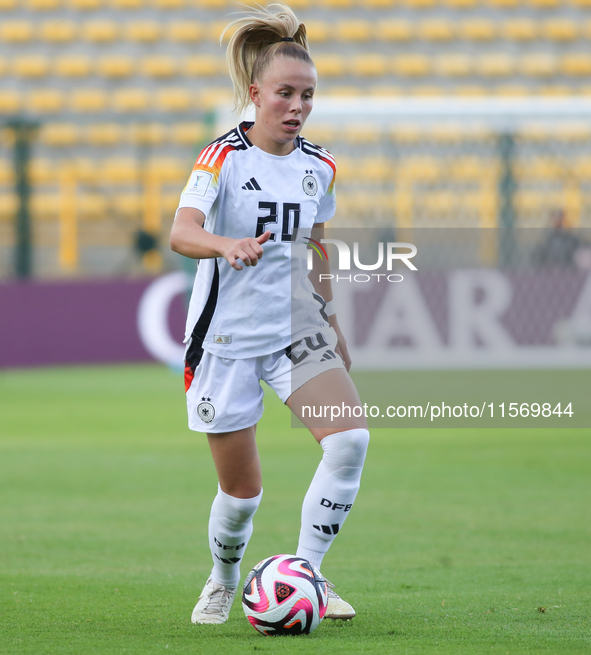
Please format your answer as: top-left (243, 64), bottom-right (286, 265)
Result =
top-left (208, 485), bottom-right (262, 589)
top-left (296, 428), bottom-right (370, 570)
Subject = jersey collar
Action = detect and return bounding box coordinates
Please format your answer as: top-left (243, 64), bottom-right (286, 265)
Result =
top-left (238, 121), bottom-right (303, 151)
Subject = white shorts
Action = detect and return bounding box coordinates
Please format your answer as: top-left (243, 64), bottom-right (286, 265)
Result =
top-left (185, 328), bottom-right (345, 433)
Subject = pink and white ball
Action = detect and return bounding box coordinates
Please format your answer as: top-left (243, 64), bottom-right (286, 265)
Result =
top-left (242, 554), bottom-right (328, 635)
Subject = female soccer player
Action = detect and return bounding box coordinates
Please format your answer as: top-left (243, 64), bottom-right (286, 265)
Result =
top-left (170, 2), bottom-right (370, 625)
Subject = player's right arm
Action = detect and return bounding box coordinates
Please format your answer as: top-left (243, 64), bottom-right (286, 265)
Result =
top-left (170, 207), bottom-right (271, 271)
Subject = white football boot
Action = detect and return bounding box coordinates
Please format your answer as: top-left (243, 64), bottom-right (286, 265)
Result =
top-left (324, 580), bottom-right (356, 620)
top-left (191, 577), bottom-right (236, 625)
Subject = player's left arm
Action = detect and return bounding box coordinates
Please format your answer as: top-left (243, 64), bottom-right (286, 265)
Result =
top-left (310, 222), bottom-right (352, 372)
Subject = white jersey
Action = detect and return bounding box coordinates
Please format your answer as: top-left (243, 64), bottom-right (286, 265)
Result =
top-left (176, 121), bottom-right (337, 365)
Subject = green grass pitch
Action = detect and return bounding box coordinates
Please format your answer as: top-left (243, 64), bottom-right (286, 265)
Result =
top-left (1, 364), bottom-right (590, 654)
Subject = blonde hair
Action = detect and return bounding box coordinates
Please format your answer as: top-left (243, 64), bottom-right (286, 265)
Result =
top-left (223, 3), bottom-right (313, 115)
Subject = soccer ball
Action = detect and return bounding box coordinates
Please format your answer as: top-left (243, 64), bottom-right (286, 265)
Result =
top-left (242, 554), bottom-right (328, 636)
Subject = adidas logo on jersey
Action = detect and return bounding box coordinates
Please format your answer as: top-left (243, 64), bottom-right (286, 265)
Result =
top-left (241, 177), bottom-right (261, 191)
top-left (320, 349), bottom-right (337, 362)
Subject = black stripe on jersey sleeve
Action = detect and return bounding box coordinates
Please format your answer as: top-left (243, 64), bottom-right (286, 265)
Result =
top-left (185, 260), bottom-right (220, 372)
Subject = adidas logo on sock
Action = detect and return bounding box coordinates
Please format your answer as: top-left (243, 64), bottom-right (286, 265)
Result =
top-left (242, 177), bottom-right (261, 191)
top-left (313, 523), bottom-right (340, 535)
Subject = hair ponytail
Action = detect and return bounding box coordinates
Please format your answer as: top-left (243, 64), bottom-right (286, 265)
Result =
top-left (223, 3), bottom-right (313, 115)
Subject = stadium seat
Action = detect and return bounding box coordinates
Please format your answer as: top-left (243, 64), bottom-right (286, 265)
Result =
top-left (130, 123), bottom-right (166, 146)
top-left (301, 124), bottom-right (338, 146)
top-left (100, 158), bottom-right (140, 184)
top-left (83, 20), bottom-right (119, 42)
top-left (487, 0), bottom-right (518, 7)
top-left (195, 0), bottom-right (228, 7)
top-left (77, 193), bottom-right (108, 220)
top-left (29, 158), bottom-right (60, 185)
top-left (574, 156), bottom-right (591, 179)
top-left (436, 53), bottom-right (472, 77)
top-left (377, 20), bottom-right (413, 42)
top-left (154, 0), bottom-right (184, 7)
top-left (392, 54), bottom-right (430, 77)
top-left (343, 124), bottom-right (381, 145)
top-left (142, 56), bottom-right (177, 78)
top-left (444, 0), bottom-right (477, 7)
top-left (571, 0), bottom-right (591, 6)
top-left (207, 20), bottom-right (239, 43)
top-left (0, 0), bottom-right (17, 9)
top-left (112, 89), bottom-right (148, 112)
top-left (85, 123), bottom-right (122, 146)
top-left (502, 18), bottom-right (538, 41)
top-left (419, 19), bottom-right (455, 41)
top-left (336, 20), bottom-right (371, 42)
top-left (542, 19), bottom-right (578, 42)
top-left (39, 123), bottom-right (79, 147)
top-left (553, 122), bottom-right (591, 142)
top-left (28, 89), bottom-right (65, 113)
top-left (538, 84), bottom-right (573, 96)
top-left (40, 20), bottom-right (77, 42)
top-left (413, 85), bottom-right (445, 96)
top-left (166, 21), bottom-right (202, 42)
top-left (69, 0), bottom-right (102, 8)
top-left (158, 88), bottom-right (193, 112)
top-left (28, 0), bottom-right (60, 9)
top-left (98, 56), bottom-right (135, 78)
top-left (30, 193), bottom-right (61, 221)
top-left (0, 21), bottom-right (34, 43)
top-left (476, 53), bottom-right (514, 77)
top-left (184, 55), bottom-right (223, 77)
top-left (325, 85), bottom-right (360, 97)
top-left (405, 0), bottom-right (435, 8)
top-left (126, 21), bottom-right (161, 42)
top-left (460, 19), bottom-right (496, 41)
top-left (110, 0), bottom-right (143, 8)
top-left (70, 89), bottom-right (108, 112)
top-left (528, 0), bottom-right (559, 7)
top-left (0, 193), bottom-right (17, 221)
top-left (146, 157), bottom-right (187, 183)
top-left (171, 122), bottom-right (208, 146)
top-left (399, 156), bottom-right (441, 182)
top-left (369, 85), bottom-right (403, 96)
top-left (357, 156), bottom-right (394, 184)
top-left (0, 58), bottom-right (5, 76)
top-left (520, 53), bottom-right (557, 77)
top-left (283, 0), bottom-right (311, 8)
top-left (0, 90), bottom-right (21, 113)
top-left (314, 53), bottom-right (344, 76)
top-left (453, 85), bottom-right (487, 96)
top-left (302, 20), bottom-right (329, 43)
top-left (361, 0), bottom-right (395, 7)
top-left (55, 56), bottom-right (92, 77)
top-left (197, 87), bottom-right (233, 109)
top-left (561, 54), bottom-right (591, 76)
top-left (494, 84), bottom-right (531, 96)
top-left (352, 54), bottom-right (388, 77)
top-left (321, 0), bottom-right (352, 7)
top-left (14, 56), bottom-right (50, 78)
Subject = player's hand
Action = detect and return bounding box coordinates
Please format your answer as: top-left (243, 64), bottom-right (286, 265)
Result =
top-left (223, 231), bottom-right (272, 271)
top-left (330, 318), bottom-right (352, 372)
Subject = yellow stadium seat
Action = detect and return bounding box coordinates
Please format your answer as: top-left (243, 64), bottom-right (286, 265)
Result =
top-left (538, 85), bottom-right (572, 96)
top-left (0, 90), bottom-right (21, 113)
top-left (476, 53), bottom-right (514, 77)
top-left (83, 21), bottom-right (119, 42)
top-left (369, 85), bottom-right (403, 96)
top-left (167, 21), bottom-right (201, 42)
top-left (314, 55), bottom-right (346, 77)
top-left (553, 122), bottom-right (591, 142)
top-left (399, 156), bottom-right (441, 181)
top-left (0, 21), bottom-right (34, 43)
top-left (336, 20), bottom-right (371, 42)
top-left (527, 0), bottom-right (559, 7)
top-left (542, 19), bottom-right (578, 42)
top-left (502, 19), bottom-right (537, 41)
top-left (195, 0), bottom-right (227, 7)
top-left (55, 56), bottom-right (92, 77)
top-left (28, 0), bottom-right (60, 9)
top-left (572, 0), bottom-right (591, 6)
top-left (40, 20), bottom-right (76, 42)
top-left (494, 84), bottom-right (531, 96)
top-left (146, 157), bottom-right (187, 183)
top-left (284, 0), bottom-right (311, 8)
top-left (185, 55), bottom-right (223, 77)
top-left (0, 194), bottom-right (17, 221)
top-left (98, 56), bottom-right (135, 78)
top-left (158, 88), bottom-right (193, 112)
top-left (100, 158), bottom-right (140, 184)
top-left (112, 193), bottom-right (142, 219)
top-left (112, 89), bottom-right (148, 112)
top-left (487, 0), bottom-right (518, 7)
top-left (392, 54), bottom-right (430, 77)
top-left (39, 123), bottom-right (79, 147)
top-left (561, 54), bottom-right (591, 76)
top-left (69, 0), bottom-right (102, 8)
top-left (28, 89), bottom-right (64, 113)
top-left (130, 123), bottom-right (166, 146)
top-left (303, 20), bottom-right (329, 43)
top-left (0, 0), bottom-right (17, 9)
top-left (378, 20), bottom-right (413, 41)
top-left (171, 123), bottom-right (207, 146)
top-left (460, 19), bottom-right (496, 41)
top-left (126, 21), bottom-right (161, 42)
top-left (352, 54), bottom-right (388, 77)
top-left (419, 19), bottom-right (454, 41)
top-left (154, 0), bottom-right (184, 7)
top-left (198, 87), bottom-right (233, 110)
top-left (454, 85), bottom-right (487, 96)
top-left (343, 124), bottom-right (381, 145)
top-left (361, 0), bottom-right (395, 6)
top-left (325, 86), bottom-right (360, 97)
top-left (357, 156), bottom-right (394, 184)
top-left (29, 158), bottom-right (60, 185)
top-left (321, 0), bottom-right (352, 7)
top-left (70, 89), bottom-right (108, 112)
top-left (429, 124), bottom-right (466, 145)
top-left (31, 193), bottom-right (61, 221)
top-left (405, 0), bottom-right (435, 8)
top-left (436, 54), bottom-right (472, 77)
top-left (142, 56), bottom-right (177, 78)
top-left (110, 0), bottom-right (143, 7)
top-left (0, 58), bottom-right (6, 76)
top-left (520, 53), bottom-right (557, 77)
top-left (444, 0), bottom-right (477, 7)
top-left (412, 85), bottom-right (445, 96)
top-left (14, 56), bottom-right (50, 78)
top-left (85, 123), bottom-right (122, 146)
top-left (207, 21), bottom-right (239, 43)
top-left (77, 193), bottom-right (108, 220)
top-left (301, 124), bottom-right (338, 145)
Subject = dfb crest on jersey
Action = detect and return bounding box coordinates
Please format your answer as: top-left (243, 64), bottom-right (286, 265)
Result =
top-left (302, 174), bottom-right (318, 196)
top-left (197, 397), bottom-right (215, 423)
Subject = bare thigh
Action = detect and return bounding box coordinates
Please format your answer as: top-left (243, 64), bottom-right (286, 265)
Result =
top-left (286, 368), bottom-right (367, 444)
top-left (207, 424), bottom-right (262, 499)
